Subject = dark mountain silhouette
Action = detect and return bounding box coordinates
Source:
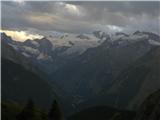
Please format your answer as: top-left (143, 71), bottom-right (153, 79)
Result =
top-left (134, 90), bottom-right (160, 120)
top-left (1, 58), bottom-right (54, 109)
top-left (68, 106), bottom-right (135, 120)
top-left (105, 47), bottom-right (160, 109)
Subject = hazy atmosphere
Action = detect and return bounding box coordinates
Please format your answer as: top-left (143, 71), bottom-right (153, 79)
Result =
top-left (1, 1), bottom-right (160, 120)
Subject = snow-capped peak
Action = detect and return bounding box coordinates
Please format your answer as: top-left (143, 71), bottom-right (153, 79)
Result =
top-left (46, 33), bottom-right (102, 55)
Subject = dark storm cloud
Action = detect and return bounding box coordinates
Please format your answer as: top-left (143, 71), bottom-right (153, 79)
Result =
top-left (1, 1), bottom-right (160, 34)
top-left (69, 1), bottom-right (159, 15)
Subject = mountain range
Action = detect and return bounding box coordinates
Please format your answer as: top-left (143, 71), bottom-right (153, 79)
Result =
top-left (1, 30), bottom-right (160, 115)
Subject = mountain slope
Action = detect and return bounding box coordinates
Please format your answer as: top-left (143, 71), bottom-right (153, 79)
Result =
top-left (134, 90), bottom-right (160, 120)
top-left (106, 47), bottom-right (160, 109)
top-left (52, 32), bottom-right (156, 106)
top-left (2, 31), bottom-right (160, 114)
top-left (1, 58), bottom-right (54, 109)
top-left (1, 32), bottom-right (77, 115)
top-left (1, 33), bottom-right (43, 76)
top-left (68, 106), bottom-right (135, 120)
top-left (1, 32), bottom-right (67, 100)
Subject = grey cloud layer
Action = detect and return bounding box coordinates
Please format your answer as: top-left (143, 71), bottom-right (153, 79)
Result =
top-left (2, 1), bottom-right (160, 34)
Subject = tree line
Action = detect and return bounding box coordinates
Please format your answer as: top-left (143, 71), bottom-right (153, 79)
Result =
top-left (16, 99), bottom-right (64, 120)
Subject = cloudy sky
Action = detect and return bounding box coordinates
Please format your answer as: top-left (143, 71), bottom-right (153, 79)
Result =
top-left (1, 1), bottom-right (160, 40)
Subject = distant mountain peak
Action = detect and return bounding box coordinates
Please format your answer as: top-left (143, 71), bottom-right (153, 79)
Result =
top-left (115, 32), bottom-right (129, 37)
top-left (93, 30), bottom-right (110, 40)
top-left (133, 31), bottom-right (142, 35)
top-left (76, 34), bottom-right (90, 40)
top-left (1, 32), bottom-right (13, 43)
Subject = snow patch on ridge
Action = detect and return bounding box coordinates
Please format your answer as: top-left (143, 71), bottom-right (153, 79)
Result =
top-left (22, 52), bottom-right (31, 57)
top-left (30, 40), bottom-right (40, 47)
top-left (23, 46), bottom-right (40, 55)
top-left (149, 39), bottom-right (160, 46)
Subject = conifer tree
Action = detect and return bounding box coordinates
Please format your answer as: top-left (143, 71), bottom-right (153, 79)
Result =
top-left (17, 99), bottom-right (35, 120)
top-left (48, 100), bottom-right (63, 120)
